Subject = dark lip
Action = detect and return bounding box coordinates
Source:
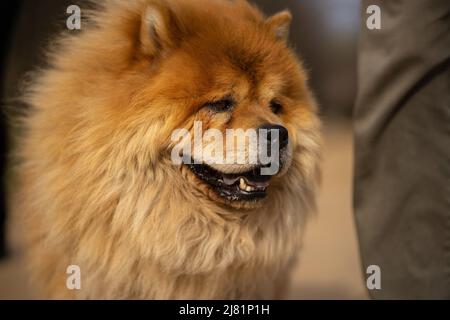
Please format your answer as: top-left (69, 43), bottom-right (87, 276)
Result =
top-left (187, 162), bottom-right (273, 202)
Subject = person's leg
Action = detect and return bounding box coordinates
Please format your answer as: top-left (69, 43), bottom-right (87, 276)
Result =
top-left (354, 0), bottom-right (450, 299)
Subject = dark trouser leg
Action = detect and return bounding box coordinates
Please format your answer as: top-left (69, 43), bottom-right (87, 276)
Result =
top-left (354, 0), bottom-right (450, 299)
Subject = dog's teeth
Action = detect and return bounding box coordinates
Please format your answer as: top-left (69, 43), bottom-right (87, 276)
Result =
top-left (239, 178), bottom-right (258, 192)
top-left (239, 178), bottom-right (246, 190)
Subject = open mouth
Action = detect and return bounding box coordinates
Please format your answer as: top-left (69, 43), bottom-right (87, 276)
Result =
top-left (187, 162), bottom-right (273, 202)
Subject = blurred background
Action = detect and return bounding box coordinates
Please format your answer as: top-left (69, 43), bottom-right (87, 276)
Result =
top-left (0, 0), bottom-right (367, 299)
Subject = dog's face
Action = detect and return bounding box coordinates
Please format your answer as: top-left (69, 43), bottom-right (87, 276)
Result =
top-left (113, 0), bottom-right (319, 210)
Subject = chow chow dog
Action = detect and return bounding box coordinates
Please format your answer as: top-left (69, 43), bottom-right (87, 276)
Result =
top-left (14, 0), bottom-right (321, 299)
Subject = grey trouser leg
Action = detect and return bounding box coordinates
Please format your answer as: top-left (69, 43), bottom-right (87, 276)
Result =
top-left (354, 0), bottom-right (450, 299)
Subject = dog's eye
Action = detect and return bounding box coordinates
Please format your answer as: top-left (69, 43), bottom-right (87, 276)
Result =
top-left (270, 100), bottom-right (283, 114)
top-left (205, 98), bottom-right (234, 112)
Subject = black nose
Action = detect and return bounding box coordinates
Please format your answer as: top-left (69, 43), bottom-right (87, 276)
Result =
top-left (259, 124), bottom-right (289, 150)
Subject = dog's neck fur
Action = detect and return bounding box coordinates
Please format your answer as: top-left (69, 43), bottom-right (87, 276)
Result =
top-left (64, 160), bottom-right (309, 299)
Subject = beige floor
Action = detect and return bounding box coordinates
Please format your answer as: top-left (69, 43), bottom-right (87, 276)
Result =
top-left (0, 120), bottom-right (368, 300)
top-left (289, 120), bottom-right (368, 299)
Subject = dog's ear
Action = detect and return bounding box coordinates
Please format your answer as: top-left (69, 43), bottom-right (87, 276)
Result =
top-left (266, 10), bottom-right (292, 42)
top-left (140, 3), bottom-right (180, 57)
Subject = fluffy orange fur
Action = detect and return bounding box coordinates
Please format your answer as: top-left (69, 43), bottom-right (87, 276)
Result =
top-left (13, 0), bottom-right (321, 299)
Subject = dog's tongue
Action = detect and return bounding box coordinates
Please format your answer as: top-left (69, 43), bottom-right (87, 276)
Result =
top-left (222, 170), bottom-right (271, 187)
top-left (223, 175), bottom-right (240, 186)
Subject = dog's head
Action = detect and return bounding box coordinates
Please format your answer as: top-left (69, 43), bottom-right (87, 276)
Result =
top-left (105, 0), bottom-right (321, 210)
